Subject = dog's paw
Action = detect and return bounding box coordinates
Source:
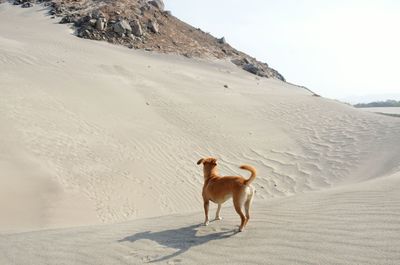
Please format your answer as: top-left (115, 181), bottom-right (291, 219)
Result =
top-left (215, 216), bottom-right (222, 221)
top-left (204, 221), bottom-right (210, 226)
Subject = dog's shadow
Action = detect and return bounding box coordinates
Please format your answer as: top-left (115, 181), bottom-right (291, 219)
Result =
top-left (118, 223), bottom-right (238, 263)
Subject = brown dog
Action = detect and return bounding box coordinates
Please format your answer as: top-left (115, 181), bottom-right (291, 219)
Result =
top-left (197, 157), bottom-right (256, 232)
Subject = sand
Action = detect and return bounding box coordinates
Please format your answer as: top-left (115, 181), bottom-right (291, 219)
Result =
top-left (1, 3), bottom-right (400, 264)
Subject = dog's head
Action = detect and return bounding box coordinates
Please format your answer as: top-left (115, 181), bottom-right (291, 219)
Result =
top-left (197, 157), bottom-right (217, 167)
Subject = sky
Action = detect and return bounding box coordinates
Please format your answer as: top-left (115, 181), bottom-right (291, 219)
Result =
top-left (165, 0), bottom-right (400, 103)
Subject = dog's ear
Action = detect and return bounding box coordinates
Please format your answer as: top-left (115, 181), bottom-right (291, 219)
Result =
top-left (211, 158), bottom-right (217, 165)
top-left (197, 158), bottom-right (204, 165)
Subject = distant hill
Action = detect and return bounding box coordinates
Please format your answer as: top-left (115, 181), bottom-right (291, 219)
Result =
top-left (354, 100), bottom-right (400, 108)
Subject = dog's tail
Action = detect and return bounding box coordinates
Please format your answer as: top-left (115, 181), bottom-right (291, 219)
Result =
top-left (240, 165), bottom-right (257, 185)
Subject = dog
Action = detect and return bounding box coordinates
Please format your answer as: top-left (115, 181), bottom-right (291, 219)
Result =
top-left (197, 157), bottom-right (256, 232)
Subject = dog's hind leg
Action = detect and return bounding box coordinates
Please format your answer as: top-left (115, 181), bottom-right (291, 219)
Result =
top-left (215, 204), bottom-right (222, 220)
top-left (244, 186), bottom-right (255, 227)
top-left (203, 200), bottom-right (210, 226)
top-left (233, 195), bottom-right (246, 232)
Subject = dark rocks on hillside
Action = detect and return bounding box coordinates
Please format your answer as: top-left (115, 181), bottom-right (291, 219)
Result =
top-left (49, 5), bottom-right (65, 15)
top-left (243, 63), bottom-right (260, 75)
top-left (13, 0), bottom-right (33, 7)
top-left (148, 0), bottom-right (164, 11)
top-left (231, 57), bottom-right (285, 81)
top-left (74, 15), bottom-right (92, 27)
top-left (21, 2), bottom-right (33, 7)
top-left (60, 14), bottom-right (78, 24)
top-left (91, 10), bottom-right (105, 19)
top-left (218, 37), bottom-right (226, 44)
top-left (163, 10), bottom-right (171, 16)
top-left (41, 0), bottom-right (285, 82)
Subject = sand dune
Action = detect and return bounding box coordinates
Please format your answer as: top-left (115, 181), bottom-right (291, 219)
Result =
top-left (1, 3), bottom-right (400, 264)
top-left (2, 172), bottom-right (400, 264)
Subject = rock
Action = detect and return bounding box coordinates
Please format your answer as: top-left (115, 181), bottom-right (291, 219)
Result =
top-left (53, 6), bottom-right (65, 15)
top-left (148, 0), bottom-right (164, 11)
top-left (140, 5), bottom-right (151, 13)
top-left (89, 19), bottom-right (97, 27)
top-left (163, 10), bottom-right (171, 16)
top-left (130, 20), bottom-right (143, 36)
top-left (243, 63), bottom-right (260, 75)
top-left (21, 2), bottom-right (32, 8)
top-left (13, 0), bottom-right (26, 5)
top-left (113, 20), bottom-right (132, 35)
top-left (95, 18), bottom-right (106, 31)
top-left (148, 20), bottom-right (159, 33)
top-left (60, 15), bottom-right (76, 24)
top-left (127, 33), bottom-right (136, 40)
top-left (91, 10), bottom-right (104, 19)
top-left (74, 15), bottom-right (91, 27)
top-left (224, 84), bottom-right (229, 88)
top-left (218, 37), bottom-right (226, 44)
top-left (79, 29), bottom-right (91, 38)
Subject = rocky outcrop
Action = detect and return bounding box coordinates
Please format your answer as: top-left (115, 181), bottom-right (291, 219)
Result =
top-left (16, 0), bottom-right (285, 81)
top-left (232, 58), bottom-right (285, 80)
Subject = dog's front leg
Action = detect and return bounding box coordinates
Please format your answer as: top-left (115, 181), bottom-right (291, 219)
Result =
top-left (203, 200), bottom-right (210, 226)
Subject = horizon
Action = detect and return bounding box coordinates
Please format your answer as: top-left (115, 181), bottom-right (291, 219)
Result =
top-left (165, 0), bottom-right (400, 104)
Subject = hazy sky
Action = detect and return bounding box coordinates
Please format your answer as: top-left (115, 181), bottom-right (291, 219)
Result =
top-left (165, 0), bottom-right (400, 103)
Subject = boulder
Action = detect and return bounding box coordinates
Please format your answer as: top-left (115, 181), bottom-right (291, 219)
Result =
top-left (91, 10), bottom-right (104, 19)
top-left (89, 19), bottom-right (97, 27)
top-left (95, 18), bottom-right (106, 31)
top-left (148, 20), bottom-right (159, 33)
top-left (13, 0), bottom-right (25, 5)
top-left (130, 20), bottom-right (143, 36)
top-left (163, 10), bottom-right (172, 16)
top-left (59, 15), bottom-right (77, 24)
top-left (21, 2), bottom-right (32, 8)
top-left (218, 37), bottom-right (226, 44)
top-left (243, 63), bottom-right (260, 75)
top-left (113, 20), bottom-right (132, 35)
top-left (148, 0), bottom-right (164, 11)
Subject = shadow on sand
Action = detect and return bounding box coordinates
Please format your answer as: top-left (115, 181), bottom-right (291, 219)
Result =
top-left (118, 223), bottom-right (238, 263)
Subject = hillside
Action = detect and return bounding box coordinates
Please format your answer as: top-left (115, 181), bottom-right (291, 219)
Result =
top-left (11, 0), bottom-right (285, 80)
top-left (354, 99), bottom-right (400, 108)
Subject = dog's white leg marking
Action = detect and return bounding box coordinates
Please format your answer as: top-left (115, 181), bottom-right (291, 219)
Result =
top-left (244, 186), bottom-right (255, 227)
top-left (215, 204), bottom-right (222, 220)
top-left (203, 200), bottom-right (210, 226)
